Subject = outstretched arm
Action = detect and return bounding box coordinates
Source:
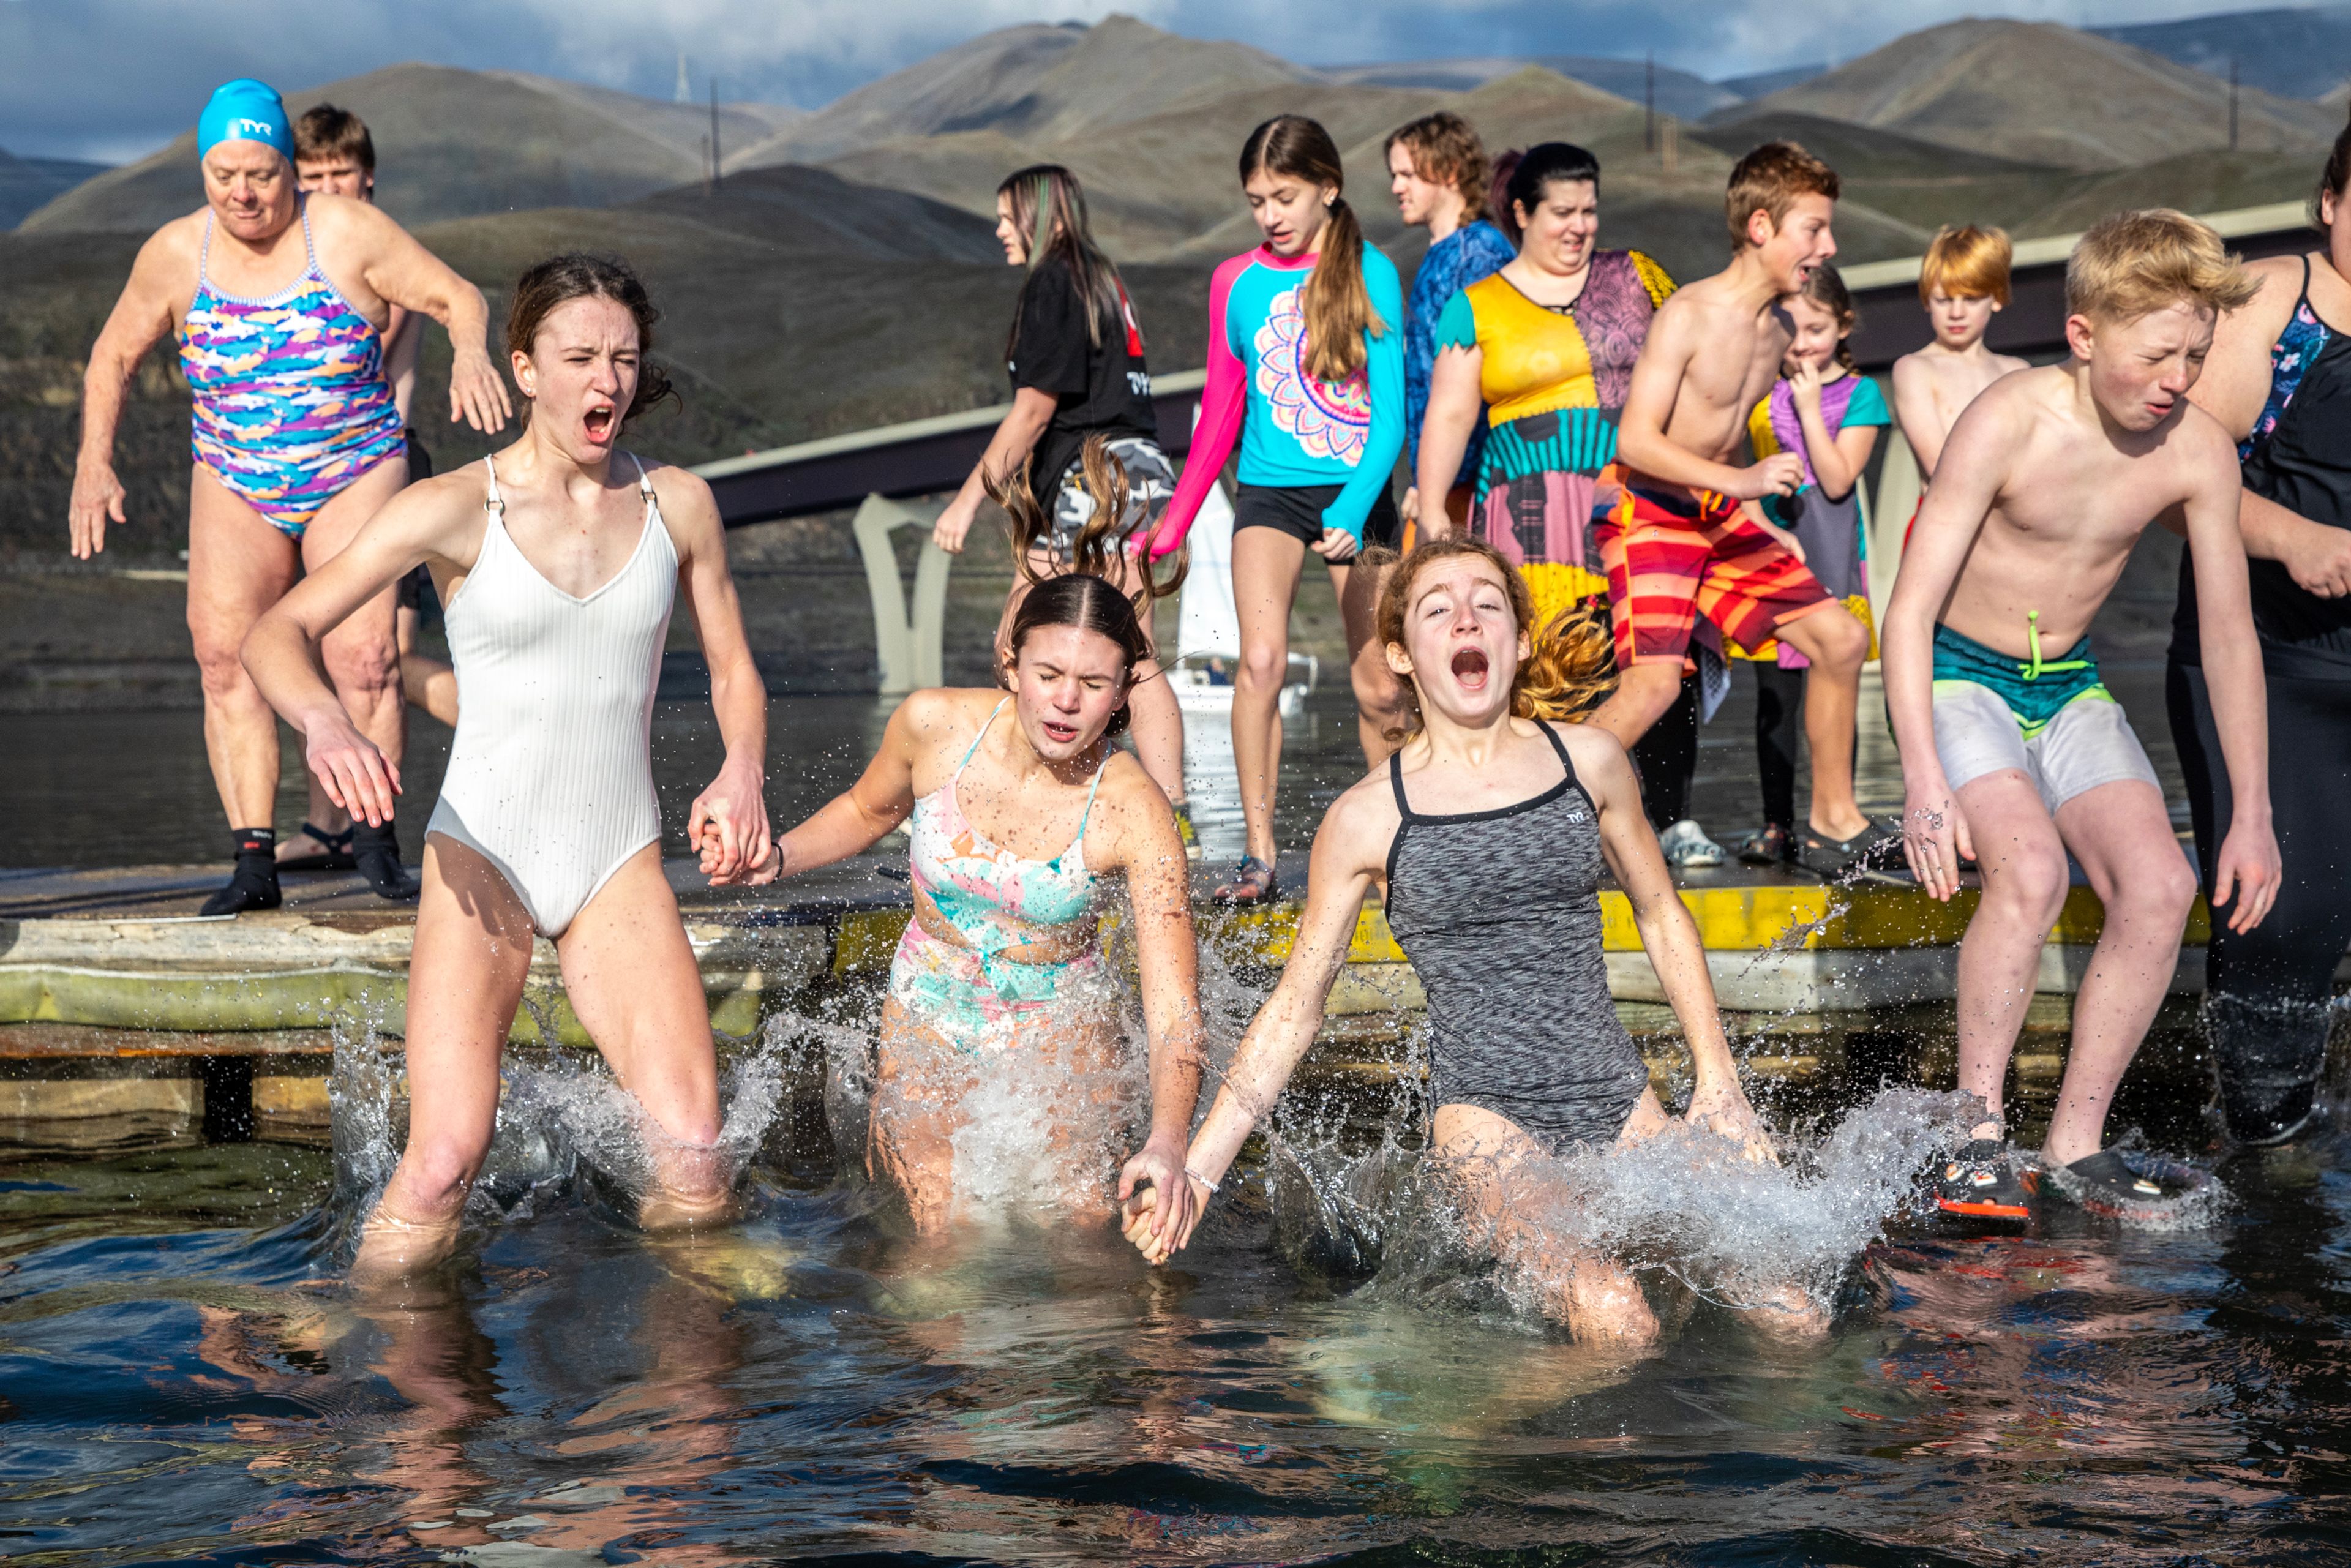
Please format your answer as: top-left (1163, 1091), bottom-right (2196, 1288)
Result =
top-left (1884, 389), bottom-right (2012, 899)
top-left (2180, 423), bottom-right (2282, 934)
top-left (765, 693), bottom-right (939, 877)
top-left (1125, 783), bottom-right (1388, 1260)
top-left (1578, 726), bottom-right (1769, 1159)
top-left (663, 469), bottom-right (772, 887)
top-left (1093, 770), bottom-right (1209, 1252)
top-left (344, 200), bottom-right (510, 435)
top-left (71, 228), bottom-right (182, 559)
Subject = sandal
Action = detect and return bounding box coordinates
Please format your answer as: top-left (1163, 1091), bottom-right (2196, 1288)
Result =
top-left (277, 821), bottom-right (356, 872)
top-left (1213, 855), bottom-right (1278, 905)
top-left (1933, 1138), bottom-right (2039, 1226)
top-left (2049, 1149), bottom-right (2214, 1225)
top-left (1738, 822), bottom-right (1796, 867)
top-left (1801, 817), bottom-right (1904, 876)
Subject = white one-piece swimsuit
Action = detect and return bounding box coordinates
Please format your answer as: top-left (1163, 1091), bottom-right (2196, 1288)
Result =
top-left (426, 452), bottom-right (677, 936)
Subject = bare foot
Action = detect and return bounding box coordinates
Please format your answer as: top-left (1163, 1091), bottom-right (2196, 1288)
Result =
top-left (1740, 1278), bottom-right (1833, 1343)
top-left (638, 1184), bottom-right (738, 1233)
top-left (1540, 1256), bottom-right (1661, 1346)
top-left (350, 1207), bottom-right (462, 1289)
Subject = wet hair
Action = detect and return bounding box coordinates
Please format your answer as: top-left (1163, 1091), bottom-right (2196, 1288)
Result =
top-left (987, 433), bottom-right (1187, 606)
top-left (1240, 114), bottom-right (1387, 383)
top-left (999, 163), bottom-right (1134, 356)
top-left (1000, 571), bottom-right (1155, 739)
top-left (1384, 111), bottom-right (1490, 220)
top-left (1918, 224), bottom-right (2013, 307)
top-left (504, 253), bottom-right (677, 425)
top-left (2064, 209), bottom-right (2258, 326)
top-left (1370, 537), bottom-right (1616, 742)
top-left (1725, 141), bottom-right (1839, 249)
top-left (1504, 141), bottom-right (1600, 241)
top-left (1791, 262), bottom-right (1859, 373)
top-left (2318, 104), bottom-right (2351, 220)
top-left (293, 104), bottom-right (373, 171)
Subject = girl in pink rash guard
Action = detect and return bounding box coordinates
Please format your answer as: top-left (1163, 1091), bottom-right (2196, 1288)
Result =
top-left (1148, 114), bottom-right (1406, 904)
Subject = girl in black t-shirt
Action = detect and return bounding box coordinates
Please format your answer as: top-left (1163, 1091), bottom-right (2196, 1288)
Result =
top-left (933, 165), bottom-right (1191, 850)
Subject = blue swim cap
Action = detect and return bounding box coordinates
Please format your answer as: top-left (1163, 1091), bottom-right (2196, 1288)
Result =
top-left (197, 79), bottom-right (293, 161)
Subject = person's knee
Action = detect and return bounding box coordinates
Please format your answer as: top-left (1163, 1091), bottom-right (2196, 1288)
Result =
top-left (1235, 641), bottom-right (1288, 694)
top-left (1985, 843), bottom-right (2070, 923)
top-left (1615, 664), bottom-right (1682, 724)
top-left (323, 629), bottom-right (400, 704)
top-left (2114, 849), bottom-right (2199, 926)
top-left (1803, 606), bottom-right (1869, 668)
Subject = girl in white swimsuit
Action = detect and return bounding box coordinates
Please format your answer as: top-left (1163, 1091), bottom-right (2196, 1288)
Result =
top-left (244, 255), bottom-right (776, 1284)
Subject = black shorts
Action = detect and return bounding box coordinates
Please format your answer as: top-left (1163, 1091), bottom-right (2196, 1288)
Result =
top-left (1233, 482), bottom-right (1401, 550)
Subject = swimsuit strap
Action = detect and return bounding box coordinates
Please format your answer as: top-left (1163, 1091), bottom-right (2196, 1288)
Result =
top-left (2019, 610), bottom-right (2089, 682)
top-left (296, 195), bottom-right (321, 277)
top-left (1533, 718), bottom-right (1579, 789)
top-left (1388, 750), bottom-right (1418, 821)
top-left (483, 452), bottom-right (504, 517)
top-left (956, 699), bottom-right (1010, 778)
top-left (197, 212), bottom-right (215, 290)
top-left (1071, 752), bottom-right (1112, 846)
top-left (629, 451), bottom-right (655, 499)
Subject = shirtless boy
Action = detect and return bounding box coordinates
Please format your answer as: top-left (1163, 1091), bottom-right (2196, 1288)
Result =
top-left (1891, 225), bottom-right (2029, 503)
top-left (1884, 209), bottom-right (2280, 1220)
top-left (1599, 142), bottom-right (1888, 869)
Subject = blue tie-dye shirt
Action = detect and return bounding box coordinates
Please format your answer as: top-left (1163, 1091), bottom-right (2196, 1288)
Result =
top-left (1404, 219), bottom-right (1517, 490)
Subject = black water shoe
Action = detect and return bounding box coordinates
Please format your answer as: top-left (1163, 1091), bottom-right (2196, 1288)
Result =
top-left (200, 827), bottom-right (283, 916)
top-left (1934, 1138), bottom-right (2038, 1226)
top-left (2049, 1149), bottom-right (2214, 1225)
top-left (353, 819), bottom-right (420, 902)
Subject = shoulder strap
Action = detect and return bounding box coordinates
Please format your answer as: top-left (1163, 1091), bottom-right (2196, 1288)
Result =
top-left (197, 212), bottom-right (215, 287)
top-left (1387, 750), bottom-right (1415, 820)
top-left (1535, 719), bottom-right (1577, 789)
top-left (1073, 750), bottom-right (1112, 843)
top-left (957, 698), bottom-right (1008, 776)
top-left (629, 452), bottom-right (654, 498)
top-left (482, 452), bottom-right (504, 516)
top-left (298, 195), bottom-right (320, 273)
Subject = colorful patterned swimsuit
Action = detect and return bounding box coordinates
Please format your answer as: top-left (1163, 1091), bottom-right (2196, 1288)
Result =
top-left (178, 198), bottom-right (407, 536)
top-left (889, 699), bottom-right (1111, 1051)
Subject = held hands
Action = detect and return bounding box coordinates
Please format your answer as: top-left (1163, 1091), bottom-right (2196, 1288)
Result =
top-left (1900, 779), bottom-right (1973, 901)
top-left (306, 714), bottom-right (402, 827)
top-left (690, 757), bottom-right (774, 886)
top-left (2281, 520), bottom-right (2351, 599)
top-left (446, 348), bottom-right (514, 435)
top-left (1117, 1132), bottom-right (1205, 1265)
top-left (1732, 451), bottom-right (1806, 502)
top-left (2210, 818), bottom-right (2282, 935)
top-left (1685, 1075), bottom-right (1777, 1165)
top-left (69, 459), bottom-right (127, 560)
top-left (1311, 525), bottom-right (1361, 562)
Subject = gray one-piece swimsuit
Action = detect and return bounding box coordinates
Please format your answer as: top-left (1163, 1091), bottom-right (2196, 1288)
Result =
top-left (1382, 721), bottom-right (1650, 1153)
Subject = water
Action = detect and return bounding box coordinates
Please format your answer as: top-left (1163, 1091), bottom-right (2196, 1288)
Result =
top-left (7, 985), bottom-right (2351, 1564)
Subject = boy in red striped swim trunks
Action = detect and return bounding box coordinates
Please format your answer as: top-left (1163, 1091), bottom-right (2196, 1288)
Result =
top-left (1595, 142), bottom-right (1895, 871)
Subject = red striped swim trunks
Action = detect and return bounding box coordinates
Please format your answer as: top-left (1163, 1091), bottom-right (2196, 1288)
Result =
top-left (1592, 468), bottom-right (1833, 667)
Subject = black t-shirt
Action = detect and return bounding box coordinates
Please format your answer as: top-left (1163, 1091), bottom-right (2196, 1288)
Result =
top-left (1008, 255), bottom-right (1157, 491)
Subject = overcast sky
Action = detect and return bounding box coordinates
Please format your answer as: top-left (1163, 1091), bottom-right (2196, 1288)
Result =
top-left (0, 0), bottom-right (2272, 163)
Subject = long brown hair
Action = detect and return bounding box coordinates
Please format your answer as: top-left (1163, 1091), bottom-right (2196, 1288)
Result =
top-left (1371, 538), bottom-right (1616, 741)
top-left (1000, 571), bottom-right (1155, 739)
top-left (505, 253), bottom-right (677, 426)
top-left (1240, 115), bottom-right (1385, 383)
top-left (1000, 163), bottom-right (1133, 356)
top-left (988, 432), bottom-right (1185, 596)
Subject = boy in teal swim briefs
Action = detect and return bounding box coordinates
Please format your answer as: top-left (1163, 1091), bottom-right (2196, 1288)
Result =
top-left (1884, 209), bottom-right (2281, 1222)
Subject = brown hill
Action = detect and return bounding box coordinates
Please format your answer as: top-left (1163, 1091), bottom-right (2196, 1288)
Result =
top-left (20, 64), bottom-right (807, 234)
top-left (1716, 19), bottom-right (2339, 170)
top-left (733, 14), bottom-right (1312, 169)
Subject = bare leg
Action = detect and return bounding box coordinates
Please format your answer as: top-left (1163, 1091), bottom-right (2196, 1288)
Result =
top-left (557, 843), bottom-right (730, 1227)
top-left (1951, 770), bottom-right (2071, 1142)
top-left (353, 835), bottom-right (534, 1285)
top-left (870, 998), bottom-right (982, 1234)
top-left (1332, 555), bottom-right (1406, 766)
top-left (301, 457), bottom-right (411, 773)
top-left (1432, 1100), bottom-right (1662, 1344)
top-left (1229, 528), bottom-right (1309, 867)
top-left (1773, 602), bottom-right (1873, 842)
top-left (1589, 662), bottom-right (1685, 753)
top-left (187, 467), bottom-right (300, 831)
top-left (2044, 779), bottom-right (2198, 1166)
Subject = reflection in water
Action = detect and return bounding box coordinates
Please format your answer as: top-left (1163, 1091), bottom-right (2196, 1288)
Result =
top-left (5, 1002), bottom-right (2351, 1561)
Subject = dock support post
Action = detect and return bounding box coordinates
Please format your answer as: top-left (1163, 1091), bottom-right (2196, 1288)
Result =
top-left (850, 493), bottom-right (951, 694)
top-left (198, 1055), bottom-right (254, 1142)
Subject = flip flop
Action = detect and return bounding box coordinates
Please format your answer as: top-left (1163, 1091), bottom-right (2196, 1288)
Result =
top-left (277, 821), bottom-right (356, 872)
top-left (1933, 1138), bottom-right (2039, 1226)
top-left (2049, 1149), bottom-right (2214, 1226)
top-left (1802, 817), bottom-right (1904, 877)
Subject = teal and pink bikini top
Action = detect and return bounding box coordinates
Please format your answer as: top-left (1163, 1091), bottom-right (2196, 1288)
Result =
top-left (907, 700), bottom-right (1108, 977)
top-left (177, 197), bottom-right (405, 535)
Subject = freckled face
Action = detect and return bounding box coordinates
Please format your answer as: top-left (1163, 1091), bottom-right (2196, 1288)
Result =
top-left (1008, 624), bottom-right (1130, 760)
top-left (1386, 559), bottom-right (1529, 726)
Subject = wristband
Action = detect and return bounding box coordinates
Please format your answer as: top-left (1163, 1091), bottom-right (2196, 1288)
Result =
top-left (1184, 1166), bottom-right (1220, 1194)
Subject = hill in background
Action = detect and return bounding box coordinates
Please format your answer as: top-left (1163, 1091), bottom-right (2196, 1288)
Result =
top-left (0, 148), bottom-right (107, 230)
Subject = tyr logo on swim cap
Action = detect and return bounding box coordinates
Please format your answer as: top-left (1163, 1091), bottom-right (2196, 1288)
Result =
top-left (197, 79), bottom-right (293, 161)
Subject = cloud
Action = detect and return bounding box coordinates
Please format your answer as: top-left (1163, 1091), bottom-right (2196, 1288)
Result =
top-left (0, 0), bottom-right (2273, 162)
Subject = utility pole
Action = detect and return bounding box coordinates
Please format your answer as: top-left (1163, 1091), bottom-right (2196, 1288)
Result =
top-left (2229, 54), bottom-right (2240, 151)
top-left (1644, 51), bottom-right (1656, 154)
top-left (710, 77), bottom-right (722, 192)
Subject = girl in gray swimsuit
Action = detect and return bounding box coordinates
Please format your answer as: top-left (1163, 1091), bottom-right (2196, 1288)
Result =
top-left (1127, 537), bottom-right (1817, 1343)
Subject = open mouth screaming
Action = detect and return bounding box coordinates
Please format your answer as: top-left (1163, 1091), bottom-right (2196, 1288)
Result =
top-left (1450, 645), bottom-right (1491, 692)
top-left (583, 406), bottom-right (616, 443)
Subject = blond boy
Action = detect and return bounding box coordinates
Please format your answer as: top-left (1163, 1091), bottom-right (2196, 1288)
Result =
top-left (1885, 210), bottom-right (2281, 1220)
top-left (1891, 225), bottom-right (2030, 487)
